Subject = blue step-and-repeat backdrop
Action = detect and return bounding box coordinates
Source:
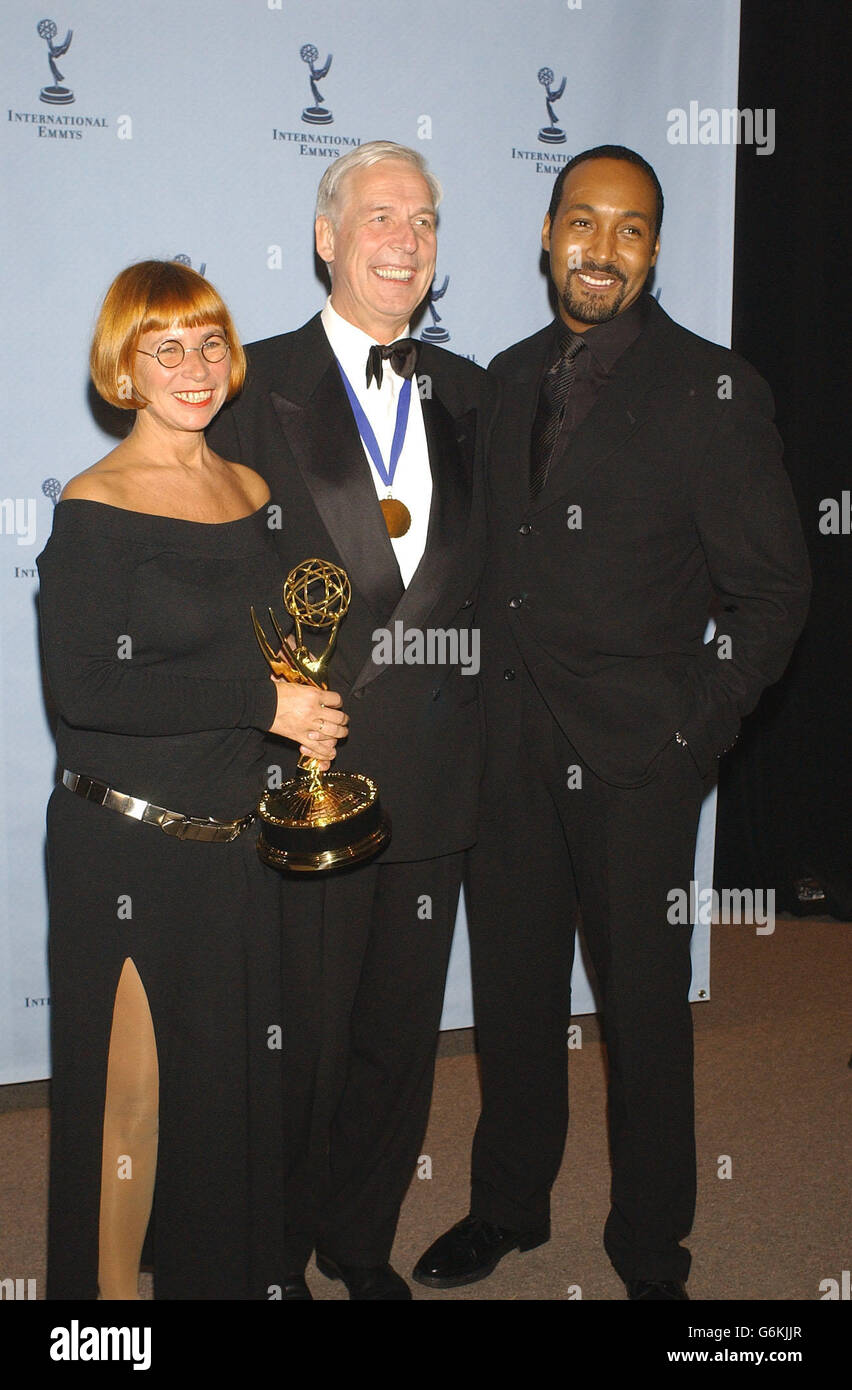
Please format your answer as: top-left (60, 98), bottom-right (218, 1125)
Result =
top-left (1, 0), bottom-right (740, 1081)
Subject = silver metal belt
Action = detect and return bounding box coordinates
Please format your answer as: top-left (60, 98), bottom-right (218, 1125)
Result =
top-left (61, 770), bottom-right (255, 843)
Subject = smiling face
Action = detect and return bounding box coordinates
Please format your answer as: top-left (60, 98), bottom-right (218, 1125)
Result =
top-left (132, 323), bottom-right (231, 433)
top-left (315, 158), bottom-right (437, 342)
top-left (542, 157), bottom-right (660, 332)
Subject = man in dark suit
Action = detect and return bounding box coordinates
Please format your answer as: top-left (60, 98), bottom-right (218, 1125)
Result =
top-left (414, 145), bottom-right (811, 1299)
top-left (208, 142), bottom-right (489, 1299)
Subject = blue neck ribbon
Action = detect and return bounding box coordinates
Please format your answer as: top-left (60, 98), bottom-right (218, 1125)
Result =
top-left (336, 360), bottom-right (412, 491)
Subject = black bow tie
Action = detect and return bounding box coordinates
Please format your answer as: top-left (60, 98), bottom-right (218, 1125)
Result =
top-left (366, 338), bottom-right (418, 389)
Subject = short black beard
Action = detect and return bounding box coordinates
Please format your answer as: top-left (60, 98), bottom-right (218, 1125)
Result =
top-left (558, 264), bottom-right (628, 324)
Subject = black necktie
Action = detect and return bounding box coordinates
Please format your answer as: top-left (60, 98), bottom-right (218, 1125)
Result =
top-left (529, 331), bottom-right (585, 498)
top-left (366, 338), bottom-right (419, 389)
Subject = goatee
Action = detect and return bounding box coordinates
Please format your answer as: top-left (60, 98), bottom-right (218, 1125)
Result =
top-left (559, 264), bottom-right (628, 325)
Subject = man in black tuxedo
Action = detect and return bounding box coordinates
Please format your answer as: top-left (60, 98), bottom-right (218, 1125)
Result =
top-left (414, 145), bottom-right (811, 1299)
top-left (208, 142), bottom-right (489, 1299)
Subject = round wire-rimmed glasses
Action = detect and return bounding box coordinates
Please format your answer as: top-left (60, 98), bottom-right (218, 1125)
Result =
top-left (136, 334), bottom-right (229, 368)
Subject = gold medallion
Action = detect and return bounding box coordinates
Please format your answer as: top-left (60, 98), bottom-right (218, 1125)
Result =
top-left (380, 497), bottom-right (411, 538)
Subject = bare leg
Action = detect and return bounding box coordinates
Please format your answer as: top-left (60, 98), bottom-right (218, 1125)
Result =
top-left (98, 957), bottom-right (159, 1300)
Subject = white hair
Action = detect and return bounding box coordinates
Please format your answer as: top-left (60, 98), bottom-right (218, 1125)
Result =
top-left (315, 140), bottom-right (442, 223)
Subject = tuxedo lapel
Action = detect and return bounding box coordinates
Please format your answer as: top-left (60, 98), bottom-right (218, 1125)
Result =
top-left (399, 393), bottom-right (474, 621)
top-left (351, 379), bottom-right (477, 693)
top-left (268, 321), bottom-right (404, 625)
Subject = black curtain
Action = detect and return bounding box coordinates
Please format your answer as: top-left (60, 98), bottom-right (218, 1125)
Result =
top-left (715, 0), bottom-right (851, 915)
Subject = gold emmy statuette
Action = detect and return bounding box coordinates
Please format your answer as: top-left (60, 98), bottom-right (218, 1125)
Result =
top-left (251, 558), bottom-right (390, 871)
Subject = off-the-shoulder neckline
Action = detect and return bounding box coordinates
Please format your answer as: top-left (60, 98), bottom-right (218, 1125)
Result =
top-left (55, 498), bottom-right (271, 526)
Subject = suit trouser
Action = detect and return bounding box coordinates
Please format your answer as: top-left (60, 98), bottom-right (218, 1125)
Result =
top-left (278, 853), bottom-right (463, 1269)
top-left (466, 682), bottom-right (704, 1283)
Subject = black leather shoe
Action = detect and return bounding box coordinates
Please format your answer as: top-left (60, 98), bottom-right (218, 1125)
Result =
top-left (412, 1215), bottom-right (550, 1289)
top-left (280, 1273), bottom-right (312, 1301)
top-left (626, 1279), bottom-right (689, 1300)
top-left (315, 1253), bottom-right (412, 1300)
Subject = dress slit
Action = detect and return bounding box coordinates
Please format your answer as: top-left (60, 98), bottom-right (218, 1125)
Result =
top-left (97, 956), bottom-right (160, 1300)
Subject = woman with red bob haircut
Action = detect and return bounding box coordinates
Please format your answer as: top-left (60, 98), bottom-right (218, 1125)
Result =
top-left (38, 260), bottom-right (347, 1299)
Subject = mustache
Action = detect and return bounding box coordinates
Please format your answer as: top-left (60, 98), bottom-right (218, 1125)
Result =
top-left (573, 261), bottom-right (627, 284)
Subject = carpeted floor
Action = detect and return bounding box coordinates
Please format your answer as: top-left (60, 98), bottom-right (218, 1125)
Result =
top-left (1, 915), bottom-right (848, 1301)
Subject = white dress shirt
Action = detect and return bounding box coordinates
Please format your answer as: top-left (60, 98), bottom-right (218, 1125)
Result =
top-left (321, 298), bottom-right (432, 587)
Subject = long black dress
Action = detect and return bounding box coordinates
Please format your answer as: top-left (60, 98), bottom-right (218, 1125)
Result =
top-left (37, 499), bottom-right (287, 1300)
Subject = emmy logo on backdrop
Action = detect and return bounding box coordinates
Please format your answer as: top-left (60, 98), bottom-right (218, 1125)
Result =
top-left (172, 253), bottom-right (207, 278)
top-left (37, 19), bottom-right (74, 105)
top-left (300, 44), bottom-right (333, 125)
top-left (42, 478), bottom-right (62, 507)
top-left (420, 276), bottom-right (451, 344)
top-left (252, 558), bottom-right (390, 872)
top-left (537, 66), bottom-right (566, 144)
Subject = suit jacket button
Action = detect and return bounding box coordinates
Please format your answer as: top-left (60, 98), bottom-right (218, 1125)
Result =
top-left (432, 687), bottom-right (441, 700)
top-left (519, 523), bottom-right (531, 535)
top-left (508, 595), bottom-right (523, 609)
top-left (353, 689), bottom-right (365, 700)
top-left (503, 668), bottom-right (516, 680)
top-left (462, 596), bottom-right (474, 608)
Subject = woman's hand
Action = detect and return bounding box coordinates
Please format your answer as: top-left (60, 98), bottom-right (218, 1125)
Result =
top-left (268, 680), bottom-right (348, 771)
